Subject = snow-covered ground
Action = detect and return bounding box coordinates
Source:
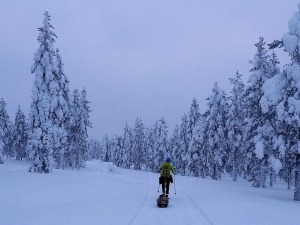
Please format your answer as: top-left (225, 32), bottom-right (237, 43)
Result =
top-left (1, 160), bottom-right (299, 225)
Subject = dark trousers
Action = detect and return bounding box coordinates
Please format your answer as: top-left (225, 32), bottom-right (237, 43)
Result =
top-left (159, 176), bottom-right (173, 194)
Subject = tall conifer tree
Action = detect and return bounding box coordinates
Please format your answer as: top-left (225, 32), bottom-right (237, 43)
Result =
top-left (244, 37), bottom-right (277, 187)
top-left (206, 83), bottom-right (228, 180)
top-left (28, 12), bottom-right (69, 172)
top-left (132, 117), bottom-right (145, 170)
top-left (13, 106), bottom-right (29, 160)
top-left (227, 71), bottom-right (245, 181)
top-left (267, 3), bottom-right (300, 200)
top-left (0, 98), bottom-right (10, 163)
top-left (68, 89), bottom-right (91, 169)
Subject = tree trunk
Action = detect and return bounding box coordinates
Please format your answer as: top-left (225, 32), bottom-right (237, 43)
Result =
top-left (287, 169), bottom-right (292, 190)
top-left (259, 166), bottom-right (264, 188)
top-left (232, 151), bottom-right (237, 182)
top-left (294, 155), bottom-right (300, 201)
top-left (270, 169), bottom-right (273, 187)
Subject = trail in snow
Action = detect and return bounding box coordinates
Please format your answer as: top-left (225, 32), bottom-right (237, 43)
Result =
top-left (127, 176), bottom-right (213, 225)
top-left (182, 192), bottom-right (214, 225)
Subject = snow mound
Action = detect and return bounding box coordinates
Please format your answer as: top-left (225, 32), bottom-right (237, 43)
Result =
top-left (99, 161), bottom-right (120, 174)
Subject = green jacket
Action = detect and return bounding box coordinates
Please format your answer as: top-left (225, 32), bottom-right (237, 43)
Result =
top-left (159, 162), bottom-right (175, 177)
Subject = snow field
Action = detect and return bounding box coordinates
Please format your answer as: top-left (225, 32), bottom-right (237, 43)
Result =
top-left (1, 160), bottom-right (299, 225)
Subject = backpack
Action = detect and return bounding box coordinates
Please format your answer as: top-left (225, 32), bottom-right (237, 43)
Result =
top-left (160, 163), bottom-right (171, 177)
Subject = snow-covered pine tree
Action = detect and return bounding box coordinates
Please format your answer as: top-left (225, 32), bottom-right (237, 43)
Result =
top-left (102, 134), bottom-right (113, 162)
top-left (191, 110), bottom-right (211, 178)
top-left (87, 138), bottom-right (102, 160)
top-left (132, 117), bottom-right (145, 170)
top-left (243, 37), bottom-right (277, 187)
top-left (265, 3), bottom-right (300, 200)
top-left (0, 98), bottom-right (11, 163)
top-left (3, 123), bottom-right (14, 159)
top-left (68, 89), bottom-right (91, 169)
top-left (144, 126), bottom-right (156, 171)
top-left (109, 136), bottom-right (117, 163)
top-left (153, 117), bottom-right (168, 171)
top-left (260, 51), bottom-right (281, 187)
top-left (177, 114), bottom-right (189, 175)
top-left (227, 71), bottom-right (245, 181)
top-left (13, 106), bottom-right (29, 161)
top-left (187, 98), bottom-right (201, 140)
top-left (112, 135), bottom-right (123, 167)
top-left (51, 49), bottom-right (70, 169)
top-left (68, 89), bottom-right (80, 167)
top-left (187, 114), bottom-right (205, 177)
top-left (206, 83), bottom-right (228, 180)
top-left (186, 99), bottom-right (202, 176)
top-left (169, 125), bottom-right (181, 173)
top-left (28, 11), bottom-right (68, 173)
top-left (78, 88), bottom-right (92, 165)
top-left (269, 51), bottom-right (280, 78)
top-left (174, 100), bottom-right (201, 176)
top-left (101, 135), bottom-right (108, 161)
top-left (80, 88), bottom-right (92, 131)
top-left (120, 122), bottom-right (133, 169)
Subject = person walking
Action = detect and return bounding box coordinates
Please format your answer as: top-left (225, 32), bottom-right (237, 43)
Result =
top-left (159, 158), bottom-right (175, 196)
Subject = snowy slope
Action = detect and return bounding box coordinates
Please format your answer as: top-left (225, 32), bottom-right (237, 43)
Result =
top-left (1, 160), bottom-right (299, 225)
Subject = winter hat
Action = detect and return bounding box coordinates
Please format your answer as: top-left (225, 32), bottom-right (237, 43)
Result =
top-left (166, 158), bottom-right (171, 163)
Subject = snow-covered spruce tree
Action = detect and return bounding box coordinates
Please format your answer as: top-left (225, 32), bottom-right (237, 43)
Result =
top-left (132, 118), bottom-right (145, 170)
top-left (102, 135), bottom-right (108, 162)
top-left (197, 110), bottom-right (213, 178)
top-left (176, 114), bottom-right (189, 175)
top-left (265, 3), bottom-right (300, 200)
top-left (78, 88), bottom-right (92, 165)
top-left (260, 51), bottom-right (281, 187)
top-left (243, 37), bottom-right (277, 187)
top-left (227, 71), bottom-right (245, 181)
top-left (169, 125), bottom-right (180, 171)
top-left (144, 126), bottom-right (156, 171)
top-left (120, 122), bottom-right (133, 169)
top-left (153, 117), bottom-right (168, 171)
top-left (112, 135), bottom-right (123, 167)
top-left (3, 124), bottom-right (15, 159)
top-left (80, 88), bottom-right (92, 133)
top-left (186, 99), bottom-right (202, 176)
top-left (0, 98), bottom-right (11, 163)
top-left (68, 89), bottom-right (91, 169)
top-left (102, 134), bottom-right (115, 162)
top-left (52, 49), bottom-right (70, 169)
top-left (88, 138), bottom-right (102, 160)
top-left (187, 114), bottom-right (206, 177)
top-left (13, 106), bottom-right (29, 160)
top-left (28, 12), bottom-right (69, 173)
top-left (175, 99), bottom-right (202, 176)
top-left (187, 98), bottom-right (201, 140)
top-left (109, 136), bottom-right (116, 163)
top-left (67, 89), bottom-right (80, 167)
top-left (206, 83), bottom-right (228, 180)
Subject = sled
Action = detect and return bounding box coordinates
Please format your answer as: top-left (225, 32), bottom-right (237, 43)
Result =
top-left (157, 194), bottom-right (169, 208)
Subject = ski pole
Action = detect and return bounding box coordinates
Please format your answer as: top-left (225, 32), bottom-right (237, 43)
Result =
top-left (174, 175), bottom-right (176, 195)
top-left (158, 175), bottom-right (161, 193)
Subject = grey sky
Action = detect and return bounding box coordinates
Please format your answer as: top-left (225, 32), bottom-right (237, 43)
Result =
top-left (0, 0), bottom-right (298, 138)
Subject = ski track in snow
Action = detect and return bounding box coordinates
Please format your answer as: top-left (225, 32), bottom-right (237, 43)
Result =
top-left (127, 178), bottom-right (151, 225)
top-left (127, 177), bottom-right (214, 225)
top-left (182, 192), bottom-right (214, 225)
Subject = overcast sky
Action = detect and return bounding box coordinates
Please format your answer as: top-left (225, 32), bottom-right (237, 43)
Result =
top-left (0, 0), bottom-right (299, 139)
